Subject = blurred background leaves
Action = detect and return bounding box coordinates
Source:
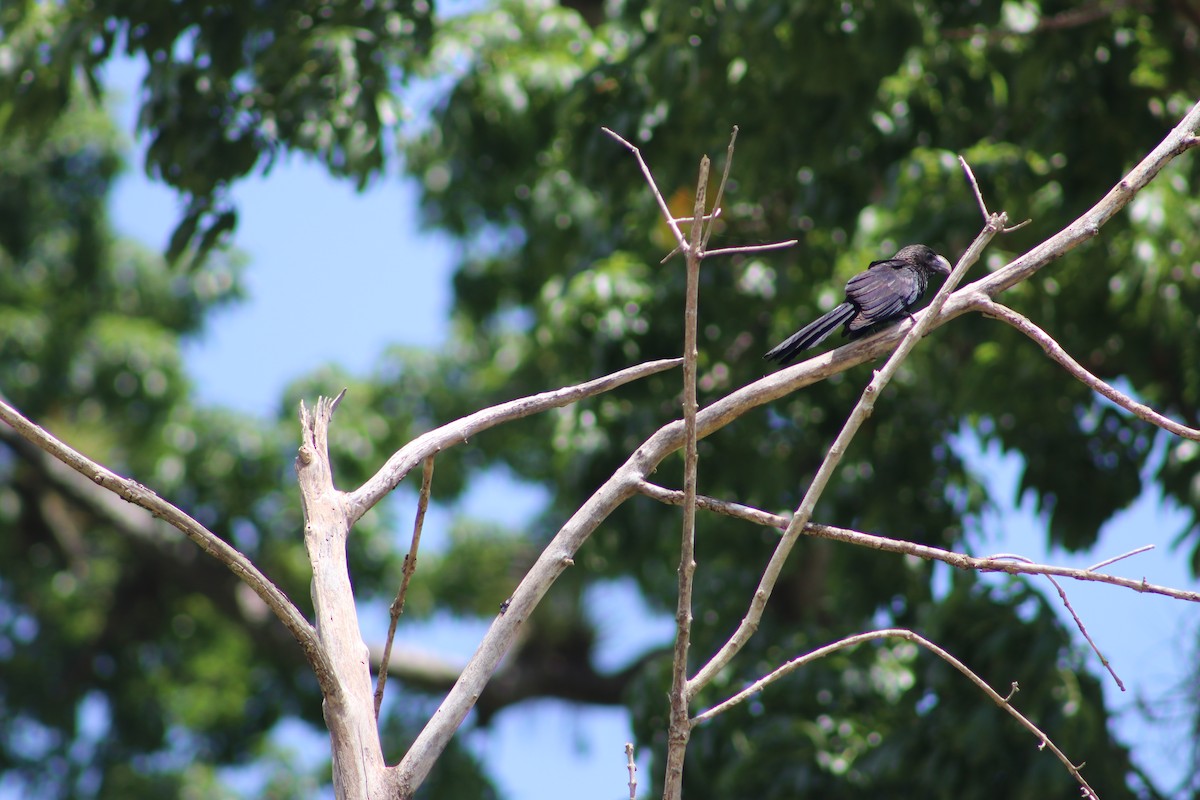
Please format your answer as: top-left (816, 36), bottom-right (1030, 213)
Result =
top-left (1, 0), bottom-right (1199, 797)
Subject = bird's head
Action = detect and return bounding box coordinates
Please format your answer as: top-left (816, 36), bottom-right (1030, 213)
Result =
top-left (898, 244), bottom-right (953, 277)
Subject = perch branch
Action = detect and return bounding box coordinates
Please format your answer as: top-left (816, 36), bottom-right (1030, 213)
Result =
top-left (345, 357), bottom-right (681, 523)
top-left (973, 297), bottom-right (1200, 441)
top-left (691, 628), bottom-right (1097, 799)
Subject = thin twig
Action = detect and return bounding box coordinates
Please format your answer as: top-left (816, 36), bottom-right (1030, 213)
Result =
top-left (974, 298), bottom-right (1200, 441)
top-left (691, 628), bottom-right (1098, 799)
top-left (605, 125), bottom-right (795, 265)
top-left (375, 454), bottom-right (437, 718)
top-left (960, 155), bottom-right (991, 220)
top-left (1088, 545), bottom-right (1154, 572)
top-left (601, 126), bottom-right (688, 250)
top-left (689, 205), bottom-right (1008, 694)
top-left (636, 481), bottom-right (1199, 602)
top-left (637, 481), bottom-right (789, 529)
top-left (675, 210), bottom-right (722, 224)
top-left (989, 553), bottom-right (1124, 690)
top-left (703, 240), bottom-right (800, 258)
top-left (346, 357), bottom-right (682, 523)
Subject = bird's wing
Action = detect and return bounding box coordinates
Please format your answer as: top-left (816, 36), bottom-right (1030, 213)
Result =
top-left (844, 262), bottom-right (920, 330)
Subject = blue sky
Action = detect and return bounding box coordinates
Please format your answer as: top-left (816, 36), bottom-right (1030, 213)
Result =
top-left (101, 56), bottom-right (1199, 799)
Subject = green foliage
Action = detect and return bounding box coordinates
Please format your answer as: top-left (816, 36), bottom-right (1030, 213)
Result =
top-left (400, 0), bottom-right (1200, 796)
top-left (0, 0), bottom-right (434, 265)
top-left (2, 0), bottom-right (1200, 798)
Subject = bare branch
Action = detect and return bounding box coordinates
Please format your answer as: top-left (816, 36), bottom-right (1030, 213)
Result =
top-left (375, 454), bottom-right (436, 719)
top-left (640, 482), bottom-right (1199, 602)
top-left (958, 155), bottom-right (1032, 233)
top-left (625, 743), bottom-right (638, 800)
top-left (959, 155), bottom-right (991, 220)
top-left (988, 553), bottom-right (1125, 690)
top-left (957, 99), bottom-right (1200, 304)
top-left (345, 357), bottom-right (682, 523)
top-left (637, 481), bottom-right (788, 529)
top-left (815, 524), bottom-right (1199, 601)
top-left (974, 297), bottom-right (1200, 441)
top-left (691, 628), bottom-right (1098, 799)
top-left (0, 394), bottom-right (330, 680)
top-left (1088, 545), bottom-right (1154, 572)
top-left (702, 239), bottom-right (799, 258)
top-left (675, 210), bottom-right (722, 224)
top-left (601, 126), bottom-right (688, 250)
top-left (606, 125), bottom-right (795, 264)
top-left (664, 153), bottom-right (709, 800)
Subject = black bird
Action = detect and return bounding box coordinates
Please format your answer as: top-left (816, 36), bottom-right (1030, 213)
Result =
top-left (764, 244), bottom-right (953, 364)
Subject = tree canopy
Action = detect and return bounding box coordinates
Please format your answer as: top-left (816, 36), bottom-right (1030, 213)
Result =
top-left (1, 0), bottom-right (1198, 797)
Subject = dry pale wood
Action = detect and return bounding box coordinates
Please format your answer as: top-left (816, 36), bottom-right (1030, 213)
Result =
top-left (637, 482), bottom-right (1200, 603)
top-left (974, 298), bottom-right (1200, 441)
top-left (345, 357), bottom-right (682, 524)
top-left (297, 394), bottom-right (388, 800)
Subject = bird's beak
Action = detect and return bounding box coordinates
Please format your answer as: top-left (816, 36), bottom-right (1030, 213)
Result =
top-left (934, 254), bottom-right (953, 276)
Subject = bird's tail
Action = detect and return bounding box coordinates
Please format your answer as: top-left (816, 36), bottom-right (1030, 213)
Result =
top-left (764, 302), bottom-right (855, 364)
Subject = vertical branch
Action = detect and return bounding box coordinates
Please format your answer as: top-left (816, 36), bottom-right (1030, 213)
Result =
top-left (374, 454), bottom-right (436, 718)
top-left (663, 155), bottom-right (710, 800)
top-left (296, 391), bottom-right (388, 800)
top-left (626, 742), bottom-right (638, 800)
